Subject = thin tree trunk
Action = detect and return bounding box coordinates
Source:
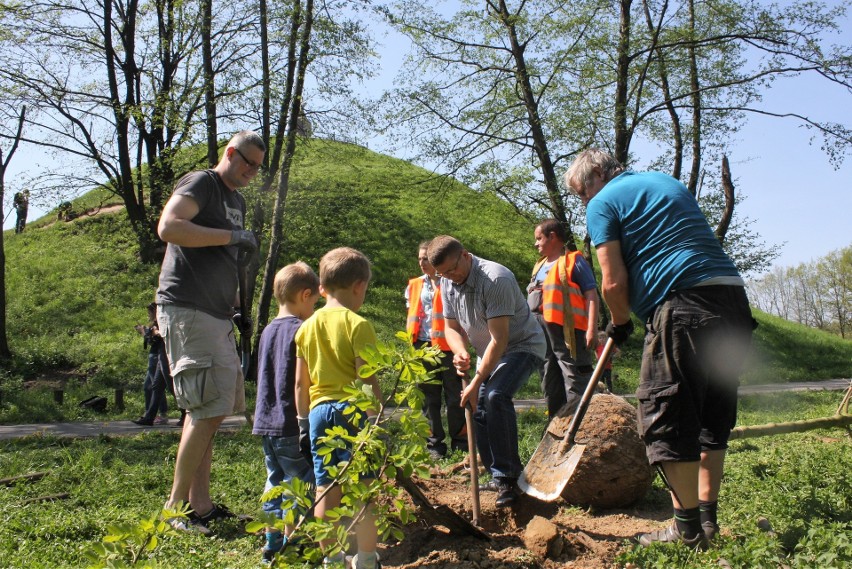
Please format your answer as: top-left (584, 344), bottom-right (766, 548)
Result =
top-left (255, 0), bottom-right (314, 335)
top-left (715, 155), bottom-right (735, 243)
top-left (260, 0), bottom-right (271, 167)
top-left (201, 0), bottom-right (218, 167)
top-left (614, 0), bottom-right (632, 165)
top-left (491, 0), bottom-right (573, 245)
top-left (642, 0), bottom-right (683, 179)
top-left (686, 0), bottom-right (701, 194)
top-left (0, 106), bottom-right (26, 361)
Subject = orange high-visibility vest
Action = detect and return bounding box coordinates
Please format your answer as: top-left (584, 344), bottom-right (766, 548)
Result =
top-left (541, 251), bottom-right (590, 331)
top-left (406, 277), bottom-right (451, 351)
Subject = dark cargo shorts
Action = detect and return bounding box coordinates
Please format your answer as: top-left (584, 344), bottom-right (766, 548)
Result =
top-left (637, 285), bottom-right (755, 464)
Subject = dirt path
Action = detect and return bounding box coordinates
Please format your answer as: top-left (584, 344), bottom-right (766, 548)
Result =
top-left (40, 203), bottom-right (124, 229)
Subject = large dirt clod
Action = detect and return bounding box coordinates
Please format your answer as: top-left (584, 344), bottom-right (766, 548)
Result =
top-left (522, 515), bottom-right (563, 559)
top-left (556, 394), bottom-right (653, 508)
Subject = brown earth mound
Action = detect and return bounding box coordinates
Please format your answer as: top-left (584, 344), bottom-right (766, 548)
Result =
top-left (379, 462), bottom-right (668, 568)
top-left (378, 395), bottom-right (666, 568)
top-left (558, 394), bottom-right (653, 508)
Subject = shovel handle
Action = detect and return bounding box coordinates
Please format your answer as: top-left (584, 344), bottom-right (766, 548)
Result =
top-left (558, 337), bottom-right (616, 453)
top-left (462, 376), bottom-right (481, 527)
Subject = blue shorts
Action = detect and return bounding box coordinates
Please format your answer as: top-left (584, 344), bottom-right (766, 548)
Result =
top-left (309, 401), bottom-right (370, 487)
top-left (638, 285), bottom-right (754, 464)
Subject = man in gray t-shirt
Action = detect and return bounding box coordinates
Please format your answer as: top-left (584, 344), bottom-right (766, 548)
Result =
top-left (428, 235), bottom-right (545, 508)
top-left (155, 130), bottom-right (264, 533)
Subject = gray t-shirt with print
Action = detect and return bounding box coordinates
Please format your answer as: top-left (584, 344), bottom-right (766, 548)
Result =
top-left (156, 170), bottom-right (246, 320)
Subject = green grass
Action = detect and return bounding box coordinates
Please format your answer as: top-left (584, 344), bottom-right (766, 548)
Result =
top-left (617, 390), bottom-right (852, 568)
top-left (1, 136), bottom-right (850, 426)
top-left (1, 138), bottom-right (537, 421)
top-left (1, 391), bottom-right (850, 568)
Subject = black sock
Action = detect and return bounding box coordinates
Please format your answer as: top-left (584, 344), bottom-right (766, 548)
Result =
top-left (699, 500), bottom-right (718, 526)
top-left (673, 507), bottom-right (701, 538)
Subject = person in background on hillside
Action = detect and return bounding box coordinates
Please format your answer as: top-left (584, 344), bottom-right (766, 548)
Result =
top-left (564, 149), bottom-right (756, 549)
top-left (132, 302), bottom-right (170, 426)
top-left (156, 130), bottom-right (264, 534)
top-left (595, 330), bottom-right (617, 392)
top-left (405, 241), bottom-right (467, 460)
top-left (13, 189), bottom-right (29, 233)
top-left (428, 236), bottom-right (545, 508)
top-left (295, 247), bottom-right (383, 569)
top-left (527, 219), bottom-right (600, 419)
top-left (253, 262), bottom-right (320, 564)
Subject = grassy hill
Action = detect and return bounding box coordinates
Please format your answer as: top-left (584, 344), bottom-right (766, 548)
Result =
top-left (1, 139), bottom-right (538, 396)
top-left (2, 138), bottom-right (850, 422)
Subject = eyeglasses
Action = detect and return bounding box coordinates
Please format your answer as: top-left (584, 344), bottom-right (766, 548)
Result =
top-left (233, 147), bottom-right (262, 171)
top-left (435, 253), bottom-right (463, 277)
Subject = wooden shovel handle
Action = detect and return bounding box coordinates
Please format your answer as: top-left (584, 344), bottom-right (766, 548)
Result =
top-left (558, 337), bottom-right (615, 453)
top-left (462, 376), bottom-right (481, 527)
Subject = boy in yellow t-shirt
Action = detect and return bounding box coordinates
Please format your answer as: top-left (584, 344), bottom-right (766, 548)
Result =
top-left (295, 247), bottom-right (382, 569)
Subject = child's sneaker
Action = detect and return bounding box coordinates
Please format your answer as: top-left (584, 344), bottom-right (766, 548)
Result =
top-left (347, 552), bottom-right (381, 569)
top-left (261, 533), bottom-right (285, 564)
top-left (153, 416), bottom-right (169, 425)
top-left (322, 553), bottom-right (346, 567)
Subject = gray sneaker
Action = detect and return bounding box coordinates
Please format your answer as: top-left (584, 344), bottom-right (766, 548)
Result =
top-left (638, 523), bottom-right (708, 550)
top-left (166, 517), bottom-right (213, 537)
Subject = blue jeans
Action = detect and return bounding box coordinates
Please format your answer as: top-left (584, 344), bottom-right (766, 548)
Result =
top-left (261, 435), bottom-right (315, 519)
top-left (473, 351), bottom-right (542, 480)
top-left (142, 351), bottom-right (167, 421)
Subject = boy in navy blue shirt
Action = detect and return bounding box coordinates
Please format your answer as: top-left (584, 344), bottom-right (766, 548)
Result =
top-left (252, 262), bottom-right (320, 563)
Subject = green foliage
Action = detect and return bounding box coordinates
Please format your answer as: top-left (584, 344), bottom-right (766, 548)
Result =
top-left (617, 426), bottom-right (852, 569)
top-left (233, 333), bottom-right (439, 567)
top-left (83, 506), bottom-right (189, 569)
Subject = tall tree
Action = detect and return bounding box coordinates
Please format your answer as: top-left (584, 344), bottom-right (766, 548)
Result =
top-left (0, 1), bottom-right (258, 261)
top-left (384, 0), bottom-right (851, 272)
top-left (0, 106), bottom-right (26, 361)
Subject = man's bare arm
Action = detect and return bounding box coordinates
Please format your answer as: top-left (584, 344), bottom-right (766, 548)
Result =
top-left (158, 194), bottom-right (233, 247)
top-left (596, 240), bottom-right (631, 325)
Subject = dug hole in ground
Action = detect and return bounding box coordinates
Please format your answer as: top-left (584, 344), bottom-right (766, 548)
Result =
top-left (378, 394), bottom-right (662, 568)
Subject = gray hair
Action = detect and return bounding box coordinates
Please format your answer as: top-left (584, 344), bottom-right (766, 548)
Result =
top-left (564, 149), bottom-right (624, 194)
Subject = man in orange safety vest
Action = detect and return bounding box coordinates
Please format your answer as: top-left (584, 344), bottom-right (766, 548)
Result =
top-left (406, 241), bottom-right (466, 458)
top-left (527, 219), bottom-right (600, 419)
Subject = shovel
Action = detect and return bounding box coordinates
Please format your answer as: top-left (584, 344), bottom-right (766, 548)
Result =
top-left (518, 337), bottom-right (615, 501)
top-left (462, 376), bottom-right (481, 527)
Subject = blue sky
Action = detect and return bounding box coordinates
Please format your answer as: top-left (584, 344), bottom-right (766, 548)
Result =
top-left (4, 1), bottom-right (849, 271)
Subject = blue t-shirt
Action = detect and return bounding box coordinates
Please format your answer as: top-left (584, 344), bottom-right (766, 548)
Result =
top-left (571, 255), bottom-right (597, 293)
top-left (252, 315), bottom-right (302, 437)
top-left (586, 171), bottom-right (740, 321)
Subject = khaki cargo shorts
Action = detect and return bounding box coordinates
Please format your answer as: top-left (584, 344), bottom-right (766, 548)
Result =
top-left (158, 304), bottom-right (245, 420)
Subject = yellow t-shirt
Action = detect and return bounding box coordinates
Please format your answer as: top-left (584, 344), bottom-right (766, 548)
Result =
top-left (295, 306), bottom-right (378, 408)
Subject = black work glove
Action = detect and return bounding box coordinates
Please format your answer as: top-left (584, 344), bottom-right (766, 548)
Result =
top-left (606, 319), bottom-right (635, 347)
top-left (232, 312), bottom-right (252, 336)
top-left (298, 416), bottom-right (312, 466)
top-left (228, 229), bottom-right (258, 252)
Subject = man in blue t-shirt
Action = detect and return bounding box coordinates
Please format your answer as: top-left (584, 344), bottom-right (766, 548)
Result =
top-left (564, 149), bottom-right (756, 549)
